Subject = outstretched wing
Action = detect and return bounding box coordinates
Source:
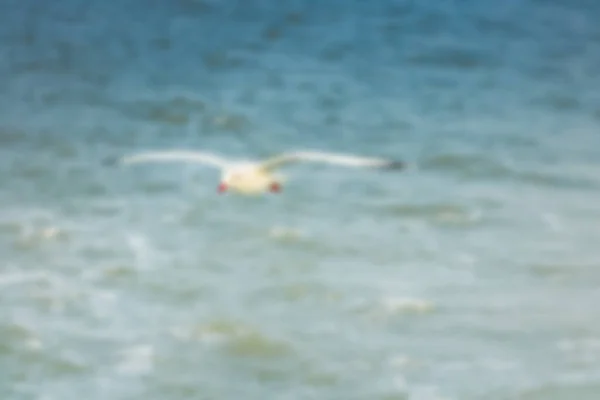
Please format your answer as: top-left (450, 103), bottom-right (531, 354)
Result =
top-left (259, 150), bottom-right (405, 171)
top-left (119, 150), bottom-right (228, 169)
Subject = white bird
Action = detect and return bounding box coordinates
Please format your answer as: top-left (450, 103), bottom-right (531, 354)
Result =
top-left (117, 149), bottom-right (405, 195)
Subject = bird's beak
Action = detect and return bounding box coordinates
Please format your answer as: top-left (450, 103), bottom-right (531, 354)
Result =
top-left (217, 183), bottom-right (227, 193)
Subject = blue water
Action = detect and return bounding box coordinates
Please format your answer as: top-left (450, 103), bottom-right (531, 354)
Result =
top-left (1, 0), bottom-right (600, 399)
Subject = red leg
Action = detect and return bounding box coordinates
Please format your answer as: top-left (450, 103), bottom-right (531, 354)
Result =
top-left (269, 182), bottom-right (282, 193)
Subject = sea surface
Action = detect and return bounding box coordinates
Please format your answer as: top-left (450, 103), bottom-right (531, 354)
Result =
top-left (1, 0), bottom-right (600, 399)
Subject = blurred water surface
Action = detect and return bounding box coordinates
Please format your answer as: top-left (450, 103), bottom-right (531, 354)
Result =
top-left (1, 0), bottom-right (600, 399)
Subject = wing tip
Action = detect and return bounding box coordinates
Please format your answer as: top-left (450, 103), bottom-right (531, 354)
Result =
top-left (103, 154), bottom-right (138, 167)
top-left (382, 160), bottom-right (407, 170)
top-left (102, 155), bottom-right (120, 167)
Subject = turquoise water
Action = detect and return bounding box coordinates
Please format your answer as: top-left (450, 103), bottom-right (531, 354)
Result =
top-left (1, 0), bottom-right (600, 399)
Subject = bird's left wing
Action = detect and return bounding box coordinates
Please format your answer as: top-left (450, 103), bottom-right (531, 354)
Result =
top-left (258, 150), bottom-right (405, 171)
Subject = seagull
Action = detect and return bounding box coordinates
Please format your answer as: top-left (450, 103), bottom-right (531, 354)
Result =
top-left (117, 149), bottom-right (405, 195)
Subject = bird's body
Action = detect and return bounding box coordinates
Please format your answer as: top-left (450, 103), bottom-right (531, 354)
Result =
top-left (118, 149), bottom-right (405, 195)
top-left (219, 163), bottom-right (284, 195)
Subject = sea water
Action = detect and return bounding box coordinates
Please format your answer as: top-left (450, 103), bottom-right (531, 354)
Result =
top-left (1, 0), bottom-right (600, 399)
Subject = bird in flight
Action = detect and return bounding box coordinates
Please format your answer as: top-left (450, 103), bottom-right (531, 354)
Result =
top-left (117, 149), bottom-right (405, 195)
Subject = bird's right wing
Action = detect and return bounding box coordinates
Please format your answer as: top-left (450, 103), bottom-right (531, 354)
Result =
top-left (119, 150), bottom-right (228, 169)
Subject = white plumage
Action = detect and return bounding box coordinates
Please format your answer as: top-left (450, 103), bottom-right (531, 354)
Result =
top-left (118, 149), bottom-right (405, 195)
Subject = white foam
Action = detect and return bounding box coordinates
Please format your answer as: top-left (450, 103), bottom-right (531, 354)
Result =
top-left (125, 232), bottom-right (154, 270)
top-left (115, 344), bottom-right (154, 376)
top-left (381, 296), bottom-right (435, 315)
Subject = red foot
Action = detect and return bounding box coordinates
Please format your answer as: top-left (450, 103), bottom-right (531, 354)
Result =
top-left (269, 182), bottom-right (282, 193)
